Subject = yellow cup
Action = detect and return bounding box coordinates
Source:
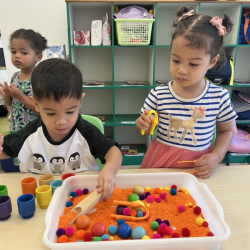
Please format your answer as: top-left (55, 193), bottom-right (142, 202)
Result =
top-left (35, 185), bottom-right (52, 209)
top-left (39, 174), bottom-right (54, 186)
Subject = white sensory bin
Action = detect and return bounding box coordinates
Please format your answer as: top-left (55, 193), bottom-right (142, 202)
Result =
top-left (43, 173), bottom-right (230, 250)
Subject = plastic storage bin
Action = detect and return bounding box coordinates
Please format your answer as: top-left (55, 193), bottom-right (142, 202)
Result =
top-left (43, 173), bottom-right (230, 250)
top-left (115, 19), bottom-right (154, 46)
top-left (0, 158), bottom-right (19, 172)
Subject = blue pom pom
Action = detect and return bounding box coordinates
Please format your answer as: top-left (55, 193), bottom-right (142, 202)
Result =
top-left (117, 219), bottom-right (126, 226)
top-left (145, 192), bottom-right (151, 197)
top-left (117, 223), bottom-right (132, 239)
top-left (69, 192), bottom-right (77, 198)
top-left (137, 211), bottom-right (143, 217)
top-left (102, 234), bottom-right (110, 240)
top-left (170, 189), bottom-right (177, 195)
top-left (66, 201), bottom-right (73, 207)
top-left (108, 225), bottom-right (117, 235)
top-left (56, 228), bottom-right (65, 237)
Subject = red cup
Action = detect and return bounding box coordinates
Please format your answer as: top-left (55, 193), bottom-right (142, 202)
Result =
top-left (21, 177), bottom-right (37, 196)
top-left (61, 173), bottom-right (75, 181)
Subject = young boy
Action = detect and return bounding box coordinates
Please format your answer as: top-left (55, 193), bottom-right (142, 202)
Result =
top-left (0, 58), bottom-right (122, 201)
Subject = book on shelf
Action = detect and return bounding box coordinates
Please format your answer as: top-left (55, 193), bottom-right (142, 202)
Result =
top-left (121, 145), bottom-right (138, 155)
top-left (94, 115), bottom-right (105, 124)
top-left (126, 81), bottom-right (148, 85)
top-left (86, 80), bottom-right (105, 86)
top-left (46, 45), bottom-right (66, 59)
top-left (234, 79), bottom-right (250, 84)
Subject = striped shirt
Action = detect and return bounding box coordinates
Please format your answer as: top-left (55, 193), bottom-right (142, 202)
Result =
top-left (140, 80), bottom-right (237, 151)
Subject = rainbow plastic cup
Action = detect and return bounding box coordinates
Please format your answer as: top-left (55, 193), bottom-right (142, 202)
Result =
top-left (17, 194), bottom-right (36, 219)
top-left (0, 196), bottom-right (12, 221)
top-left (39, 174), bottom-right (54, 186)
top-left (0, 185), bottom-right (8, 196)
top-left (35, 185), bottom-right (52, 209)
top-left (50, 180), bottom-right (63, 194)
top-left (21, 177), bottom-right (37, 196)
top-left (61, 173), bottom-right (75, 180)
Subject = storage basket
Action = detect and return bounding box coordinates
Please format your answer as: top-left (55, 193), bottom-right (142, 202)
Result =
top-left (115, 19), bottom-right (154, 46)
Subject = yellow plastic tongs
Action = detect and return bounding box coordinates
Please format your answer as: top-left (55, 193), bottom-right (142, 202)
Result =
top-left (141, 110), bottom-right (158, 135)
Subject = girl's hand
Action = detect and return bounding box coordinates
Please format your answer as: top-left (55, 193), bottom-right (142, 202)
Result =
top-left (136, 109), bottom-right (153, 133)
top-left (0, 133), bottom-right (4, 154)
top-left (96, 167), bottom-right (116, 202)
top-left (0, 82), bottom-right (11, 96)
top-left (9, 84), bottom-right (23, 100)
top-left (194, 153), bottom-right (219, 179)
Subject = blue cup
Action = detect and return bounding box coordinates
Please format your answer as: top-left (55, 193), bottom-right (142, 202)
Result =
top-left (50, 180), bottom-right (63, 194)
top-left (17, 194), bottom-right (36, 219)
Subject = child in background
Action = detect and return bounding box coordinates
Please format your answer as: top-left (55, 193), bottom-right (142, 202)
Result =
top-left (0, 29), bottom-right (48, 167)
top-left (136, 7), bottom-right (237, 179)
top-left (0, 58), bottom-right (122, 201)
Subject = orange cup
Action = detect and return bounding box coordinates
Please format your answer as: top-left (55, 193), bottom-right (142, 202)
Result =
top-left (39, 174), bottom-right (54, 186)
top-left (21, 177), bottom-right (37, 196)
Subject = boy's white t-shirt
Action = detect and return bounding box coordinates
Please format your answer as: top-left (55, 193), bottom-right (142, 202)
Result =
top-left (140, 81), bottom-right (237, 151)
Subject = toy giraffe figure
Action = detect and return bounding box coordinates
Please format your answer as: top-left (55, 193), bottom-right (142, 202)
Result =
top-left (167, 107), bottom-right (206, 145)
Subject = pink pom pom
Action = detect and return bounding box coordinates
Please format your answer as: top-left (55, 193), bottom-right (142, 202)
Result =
top-left (65, 226), bottom-right (75, 236)
top-left (153, 233), bottom-right (161, 239)
top-left (123, 207), bottom-right (131, 216)
top-left (155, 197), bottom-right (162, 203)
top-left (178, 205), bottom-right (186, 212)
top-left (159, 223), bottom-right (167, 229)
top-left (147, 195), bottom-right (154, 203)
top-left (76, 189), bottom-right (83, 196)
top-left (165, 226), bottom-right (173, 236)
top-left (160, 192), bottom-right (167, 199)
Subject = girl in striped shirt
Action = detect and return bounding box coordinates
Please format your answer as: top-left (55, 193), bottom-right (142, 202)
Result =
top-left (136, 7), bottom-right (237, 178)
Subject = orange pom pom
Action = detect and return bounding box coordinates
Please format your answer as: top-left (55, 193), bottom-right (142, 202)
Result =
top-left (130, 209), bottom-right (137, 217)
top-left (154, 188), bottom-right (161, 194)
top-left (76, 230), bottom-right (85, 239)
top-left (58, 235), bottom-right (68, 243)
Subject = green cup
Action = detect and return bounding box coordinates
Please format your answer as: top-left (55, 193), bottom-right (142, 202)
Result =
top-left (0, 185), bottom-right (8, 196)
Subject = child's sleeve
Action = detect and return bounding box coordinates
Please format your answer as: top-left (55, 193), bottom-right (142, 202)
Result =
top-left (140, 88), bottom-right (158, 114)
top-left (217, 89), bottom-right (238, 123)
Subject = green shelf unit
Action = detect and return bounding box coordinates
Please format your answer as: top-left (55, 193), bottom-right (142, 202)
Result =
top-left (66, 1), bottom-right (250, 165)
top-left (119, 144), bottom-right (147, 165)
top-left (236, 121), bottom-right (250, 125)
top-left (222, 153), bottom-right (250, 164)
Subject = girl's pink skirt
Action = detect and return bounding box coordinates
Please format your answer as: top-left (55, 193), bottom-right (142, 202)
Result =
top-left (141, 138), bottom-right (213, 169)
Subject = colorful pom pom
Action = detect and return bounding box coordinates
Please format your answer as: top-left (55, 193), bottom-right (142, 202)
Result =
top-left (182, 228), bottom-right (190, 237)
top-left (145, 192), bottom-right (151, 197)
top-left (155, 218), bottom-right (162, 225)
top-left (137, 211), bottom-right (143, 217)
top-left (102, 234), bottom-right (110, 240)
top-left (202, 221), bottom-right (209, 227)
top-left (170, 189), bottom-right (177, 195)
top-left (165, 226), bottom-right (173, 235)
top-left (178, 205), bottom-right (186, 212)
top-left (159, 223), bottom-right (167, 229)
top-left (160, 192), bottom-right (167, 199)
top-left (194, 206), bottom-right (202, 215)
top-left (155, 197), bottom-right (162, 203)
top-left (181, 187), bottom-right (188, 192)
top-left (139, 194), bottom-right (146, 200)
top-left (145, 187), bottom-right (151, 191)
top-left (130, 209), bottom-right (137, 217)
top-left (153, 233), bottom-right (161, 239)
top-left (69, 191), bottom-right (77, 198)
top-left (82, 188), bottom-right (89, 195)
top-left (146, 204), bottom-right (150, 208)
top-left (147, 195), bottom-right (154, 203)
top-left (171, 185), bottom-right (177, 190)
top-left (154, 188), bottom-right (161, 194)
top-left (123, 207), bottom-right (131, 216)
top-left (207, 232), bottom-right (214, 236)
top-left (56, 228), bottom-right (65, 237)
top-left (76, 230), bottom-right (85, 239)
top-left (76, 189), bottom-right (83, 196)
top-left (84, 232), bottom-right (93, 241)
top-left (66, 201), bottom-right (73, 207)
top-left (117, 219), bottom-right (126, 226)
top-left (70, 197), bottom-right (75, 201)
top-left (108, 225), bottom-right (117, 235)
top-left (165, 187), bottom-right (170, 191)
top-left (110, 236), bottom-right (114, 241)
top-left (172, 232), bottom-right (180, 238)
top-left (162, 220), bottom-right (170, 226)
top-left (157, 227), bottom-right (165, 237)
top-left (58, 235), bottom-right (68, 243)
top-left (151, 221), bottom-right (159, 230)
top-left (195, 217), bottom-right (204, 226)
top-left (142, 235), bottom-right (150, 240)
top-left (65, 226), bottom-right (74, 236)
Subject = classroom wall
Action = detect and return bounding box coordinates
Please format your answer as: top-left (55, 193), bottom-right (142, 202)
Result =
top-left (0, 0), bottom-right (68, 82)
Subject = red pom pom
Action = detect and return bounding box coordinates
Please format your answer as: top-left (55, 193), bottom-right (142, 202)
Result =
top-left (153, 233), bottom-right (161, 239)
top-left (165, 227), bottom-right (173, 235)
top-left (178, 190), bottom-right (183, 192)
top-left (182, 228), bottom-right (190, 237)
top-left (202, 221), bottom-right (209, 227)
top-left (70, 197), bottom-right (75, 201)
top-left (155, 197), bottom-right (162, 203)
top-left (84, 232), bottom-right (93, 241)
top-left (207, 232), bottom-right (214, 237)
top-left (171, 185), bottom-right (177, 190)
top-left (194, 206), bottom-right (202, 215)
top-left (103, 239), bottom-right (110, 241)
top-left (157, 227), bottom-right (165, 237)
top-left (172, 232), bottom-right (180, 238)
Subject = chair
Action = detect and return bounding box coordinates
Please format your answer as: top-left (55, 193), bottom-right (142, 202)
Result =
top-left (81, 115), bottom-right (105, 170)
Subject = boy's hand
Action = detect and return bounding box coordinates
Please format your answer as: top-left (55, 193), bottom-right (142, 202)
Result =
top-left (136, 109), bottom-right (153, 133)
top-left (96, 167), bottom-right (116, 202)
top-left (0, 82), bottom-right (11, 96)
top-left (0, 133), bottom-right (4, 154)
top-left (194, 153), bottom-right (219, 179)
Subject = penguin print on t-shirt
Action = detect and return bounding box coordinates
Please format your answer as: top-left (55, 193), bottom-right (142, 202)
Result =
top-left (33, 153), bottom-right (46, 171)
top-left (49, 157), bottom-right (66, 174)
top-left (67, 152), bottom-right (81, 171)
